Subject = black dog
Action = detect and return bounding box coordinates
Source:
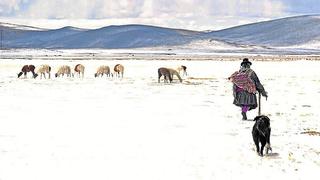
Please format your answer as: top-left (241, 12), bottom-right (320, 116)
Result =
top-left (252, 115), bottom-right (272, 156)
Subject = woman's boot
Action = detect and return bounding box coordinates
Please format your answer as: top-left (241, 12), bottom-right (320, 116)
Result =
top-left (241, 112), bottom-right (247, 120)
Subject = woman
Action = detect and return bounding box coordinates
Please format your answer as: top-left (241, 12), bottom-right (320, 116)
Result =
top-left (229, 58), bottom-right (268, 120)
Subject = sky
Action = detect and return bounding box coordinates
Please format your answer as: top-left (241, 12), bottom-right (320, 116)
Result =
top-left (0, 0), bottom-right (319, 30)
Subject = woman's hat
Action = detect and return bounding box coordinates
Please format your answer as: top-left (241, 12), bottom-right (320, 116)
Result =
top-left (241, 58), bottom-right (252, 66)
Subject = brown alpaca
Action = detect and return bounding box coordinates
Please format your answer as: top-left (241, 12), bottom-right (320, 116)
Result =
top-left (18, 65), bottom-right (37, 78)
top-left (168, 68), bottom-right (183, 83)
top-left (113, 64), bottom-right (124, 78)
top-left (158, 67), bottom-right (172, 83)
top-left (73, 64), bottom-right (85, 78)
top-left (95, 65), bottom-right (111, 77)
top-left (35, 64), bottom-right (51, 79)
top-left (55, 65), bottom-right (71, 78)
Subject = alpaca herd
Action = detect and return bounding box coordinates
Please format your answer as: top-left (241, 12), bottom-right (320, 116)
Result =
top-left (17, 64), bottom-right (187, 83)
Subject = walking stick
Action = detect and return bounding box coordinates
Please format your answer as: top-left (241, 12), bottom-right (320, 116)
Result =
top-left (258, 92), bottom-right (261, 116)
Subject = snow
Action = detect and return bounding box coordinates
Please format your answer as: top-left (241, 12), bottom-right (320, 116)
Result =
top-left (283, 40), bottom-right (320, 49)
top-left (0, 55), bottom-right (320, 180)
top-left (0, 22), bottom-right (45, 31)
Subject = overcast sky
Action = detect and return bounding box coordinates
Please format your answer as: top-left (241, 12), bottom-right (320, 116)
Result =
top-left (0, 0), bottom-right (319, 30)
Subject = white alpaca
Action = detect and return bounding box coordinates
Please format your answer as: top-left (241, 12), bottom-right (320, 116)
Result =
top-left (55, 65), bottom-right (71, 78)
top-left (95, 65), bottom-right (111, 77)
top-left (113, 64), bottom-right (124, 78)
top-left (73, 64), bottom-right (85, 78)
top-left (36, 64), bottom-right (51, 79)
top-left (168, 68), bottom-right (183, 82)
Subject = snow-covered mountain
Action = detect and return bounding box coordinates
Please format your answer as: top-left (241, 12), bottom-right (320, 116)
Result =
top-left (1, 15), bottom-right (320, 49)
top-left (1, 26), bottom-right (86, 48)
top-left (206, 15), bottom-right (320, 47)
top-left (1, 24), bottom-right (201, 49)
top-left (45, 25), bottom-right (201, 48)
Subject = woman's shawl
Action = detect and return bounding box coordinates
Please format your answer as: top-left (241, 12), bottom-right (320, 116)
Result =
top-left (229, 69), bottom-right (256, 93)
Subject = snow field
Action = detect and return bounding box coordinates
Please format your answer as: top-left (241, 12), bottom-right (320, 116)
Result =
top-left (0, 59), bottom-right (319, 180)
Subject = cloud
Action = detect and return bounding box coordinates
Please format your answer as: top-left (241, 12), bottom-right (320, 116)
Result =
top-left (0, 0), bottom-right (288, 30)
top-left (18, 0), bottom-right (146, 19)
top-left (0, 0), bottom-right (28, 15)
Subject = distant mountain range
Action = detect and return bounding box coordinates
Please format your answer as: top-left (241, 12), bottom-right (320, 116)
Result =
top-left (1, 15), bottom-right (320, 49)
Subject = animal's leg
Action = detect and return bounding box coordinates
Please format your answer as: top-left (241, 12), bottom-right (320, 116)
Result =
top-left (48, 72), bottom-right (51, 79)
top-left (267, 128), bottom-right (271, 145)
top-left (24, 72), bottom-right (27, 78)
top-left (167, 75), bottom-right (172, 83)
top-left (253, 136), bottom-right (260, 155)
top-left (164, 75), bottom-right (167, 83)
top-left (43, 73), bottom-right (46, 79)
top-left (265, 128), bottom-right (272, 154)
top-left (260, 138), bottom-right (267, 156)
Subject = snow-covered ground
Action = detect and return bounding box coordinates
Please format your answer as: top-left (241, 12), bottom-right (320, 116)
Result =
top-left (0, 57), bottom-right (320, 180)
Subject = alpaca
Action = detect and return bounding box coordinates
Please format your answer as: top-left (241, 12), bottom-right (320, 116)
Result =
top-left (73, 64), bottom-right (85, 78)
top-left (158, 67), bottom-right (172, 83)
top-left (18, 65), bottom-right (37, 78)
top-left (35, 64), bottom-right (51, 79)
top-left (113, 64), bottom-right (124, 78)
top-left (95, 65), bottom-right (111, 77)
top-left (168, 68), bottom-right (183, 83)
top-left (177, 65), bottom-right (187, 76)
top-left (55, 65), bottom-right (71, 78)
